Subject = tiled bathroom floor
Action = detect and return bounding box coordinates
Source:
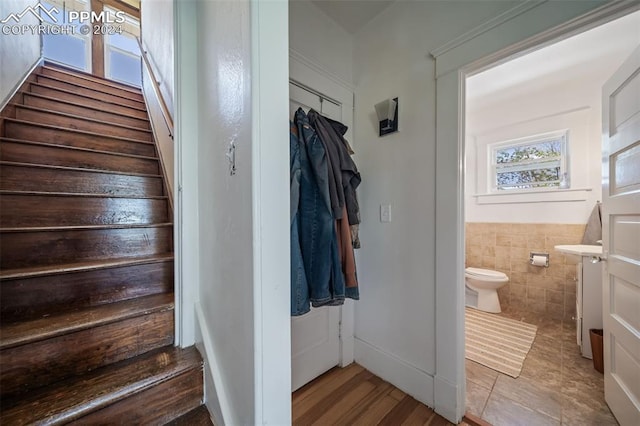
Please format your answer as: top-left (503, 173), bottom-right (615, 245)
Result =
top-left (466, 307), bottom-right (618, 426)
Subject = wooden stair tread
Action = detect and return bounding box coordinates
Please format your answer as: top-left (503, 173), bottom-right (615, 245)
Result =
top-left (28, 81), bottom-right (147, 112)
top-left (0, 293), bottom-right (174, 349)
top-left (1, 222), bottom-right (172, 233)
top-left (0, 254), bottom-right (174, 280)
top-left (0, 137), bottom-right (158, 161)
top-left (12, 104), bottom-right (154, 134)
top-left (0, 160), bottom-right (162, 178)
top-left (165, 405), bottom-right (214, 426)
top-left (21, 91), bottom-right (150, 124)
top-left (0, 345), bottom-right (202, 425)
top-left (0, 190), bottom-right (168, 200)
top-left (42, 63), bottom-right (143, 94)
top-left (3, 118), bottom-right (154, 145)
top-left (36, 73), bottom-right (144, 104)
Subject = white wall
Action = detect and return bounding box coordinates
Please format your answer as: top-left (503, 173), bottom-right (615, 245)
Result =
top-left (465, 13), bottom-right (640, 224)
top-left (140, 0), bottom-right (174, 113)
top-left (195, 0), bottom-right (254, 424)
top-left (0, 0), bottom-right (40, 107)
top-left (349, 0), bottom-right (616, 421)
top-left (289, 0), bottom-right (353, 84)
top-left (350, 0), bottom-right (529, 409)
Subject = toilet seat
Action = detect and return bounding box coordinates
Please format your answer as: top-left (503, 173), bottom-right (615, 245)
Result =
top-left (465, 267), bottom-right (508, 282)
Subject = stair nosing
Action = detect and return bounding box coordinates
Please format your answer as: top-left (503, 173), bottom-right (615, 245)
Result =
top-left (1, 222), bottom-right (173, 233)
top-left (0, 293), bottom-right (175, 350)
top-left (3, 118), bottom-right (156, 145)
top-left (0, 160), bottom-right (163, 179)
top-left (28, 81), bottom-right (148, 112)
top-left (0, 346), bottom-right (201, 425)
top-left (0, 190), bottom-right (169, 200)
top-left (0, 254), bottom-right (174, 280)
top-left (0, 137), bottom-right (159, 161)
top-left (41, 64), bottom-right (143, 94)
top-left (36, 73), bottom-right (145, 104)
top-left (21, 91), bottom-right (150, 125)
top-left (13, 103), bottom-right (154, 134)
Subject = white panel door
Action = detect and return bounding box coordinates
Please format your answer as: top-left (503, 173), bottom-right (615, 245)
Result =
top-left (290, 82), bottom-right (342, 391)
top-left (602, 45), bottom-right (640, 426)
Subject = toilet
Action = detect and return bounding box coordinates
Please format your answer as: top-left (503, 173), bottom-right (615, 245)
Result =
top-left (465, 267), bottom-right (509, 313)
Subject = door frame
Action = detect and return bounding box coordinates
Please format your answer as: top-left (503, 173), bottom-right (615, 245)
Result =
top-left (289, 49), bottom-right (357, 368)
top-left (431, 1), bottom-right (640, 421)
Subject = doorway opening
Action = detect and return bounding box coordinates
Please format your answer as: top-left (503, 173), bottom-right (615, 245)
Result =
top-left (461, 11), bottom-right (639, 424)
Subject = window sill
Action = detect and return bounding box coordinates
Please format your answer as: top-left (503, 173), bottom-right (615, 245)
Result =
top-left (473, 188), bottom-right (592, 205)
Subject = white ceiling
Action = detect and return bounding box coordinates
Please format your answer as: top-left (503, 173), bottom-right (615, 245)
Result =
top-left (467, 11), bottom-right (640, 105)
top-left (311, 0), bottom-right (396, 34)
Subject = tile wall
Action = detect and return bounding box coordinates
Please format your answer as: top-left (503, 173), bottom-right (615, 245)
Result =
top-left (465, 223), bottom-right (586, 320)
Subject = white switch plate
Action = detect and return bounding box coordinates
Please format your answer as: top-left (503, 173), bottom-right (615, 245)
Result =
top-left (380, 204), bottom-right (392, 223)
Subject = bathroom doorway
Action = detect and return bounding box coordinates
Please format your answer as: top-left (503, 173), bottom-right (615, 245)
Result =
top-left (461, 11), bottom-right (639, 424)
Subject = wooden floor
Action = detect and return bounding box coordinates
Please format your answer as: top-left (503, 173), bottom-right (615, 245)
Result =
top-left (292, 363), bottom-right (469, 425)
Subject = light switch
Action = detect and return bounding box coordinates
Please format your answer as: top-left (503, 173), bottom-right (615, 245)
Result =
top-left (380, 204), bottom-right (392, 223)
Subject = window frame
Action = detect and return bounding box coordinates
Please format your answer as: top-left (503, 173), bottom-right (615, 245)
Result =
top-left (487, 130), bottom-right (570, 193)
top-left (103, 8), bottom-right (141, 86)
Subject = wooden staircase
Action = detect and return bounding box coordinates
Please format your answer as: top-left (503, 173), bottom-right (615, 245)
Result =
top-left (0, 62), bottom-right (211, 424)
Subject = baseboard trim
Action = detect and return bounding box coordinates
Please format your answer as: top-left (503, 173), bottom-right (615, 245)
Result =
top-left (195, 302), bottom-right (236, 426)
top-left (354, 337), bottom-right (434, 407)
top-left (434, 374), bottom-right (463, 423)
top-left (1, 56), bottom-right (44, 111)
top-left (463, 412), bottom-right (493, 426)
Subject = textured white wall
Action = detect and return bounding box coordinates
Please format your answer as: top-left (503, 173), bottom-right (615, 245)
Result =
top-left (141, 0), bottom-right (174, 112)
top-left (351, 0), bottom-right (524, 390)
top-left (349, 0), bottom-right (613, 420)
top-left (289, 0), bottom-right (353, 84)
top-left (0, 0), bottom-right (40, 106)
top-left (195, 0), bottom-right (254, 424)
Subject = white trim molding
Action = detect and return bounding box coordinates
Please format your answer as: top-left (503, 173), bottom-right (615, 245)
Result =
top-left (430, 0), bottom-right (547, 58)
top-left (251, 1), bottom-right (291, 424)
top-left (354, 338), bottom-right (435, 407)
top-left (474, 187), bottom-right (592, 204)
top-left (195, 303), bottom-right (235, 426)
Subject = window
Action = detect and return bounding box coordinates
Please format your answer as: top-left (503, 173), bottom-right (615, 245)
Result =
top-left (41, 0), bottom-right (92, 72)
top-left (104, 7), bottom-right (141, 86)
top-left (489, 131), bottom-right (569, 192)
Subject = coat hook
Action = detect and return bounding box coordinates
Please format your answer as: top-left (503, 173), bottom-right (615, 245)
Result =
top-left (226, 140), bottom-right (236, 176)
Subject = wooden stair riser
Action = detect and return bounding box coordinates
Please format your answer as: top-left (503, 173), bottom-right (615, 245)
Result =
top-left (22, 93), bottom-right (151, 130)
top-left (69, 368), bottom-right (203, 425)
top-left (4, 120), bottom-right (156, 157)
top-left (0, 194), bottom-right (169, 227)
top-left (39, 67), bottom-right (143, 101)
top-left (35, 75), bottom-right (145, 108)
top-left (0, 140), bottom-right (160, 174)
top-left (29, 84), bottom-right (148, 119)
top-left (167, 405), bottom-right (214, 426)
top-left (0, 310), bottom-right (174, 398)
top-left (0, 104), bottom-right (16, 118)
top-left (0, 260), bottom-right (174, 322)
top-left (1, 72), bottom-right (39, 109)
top-left (14, 106), bottom-right (153, 141)
top-left (0, 164), bottom-right (164, 196)
top-left (0, 226), bottom-right (173, 270)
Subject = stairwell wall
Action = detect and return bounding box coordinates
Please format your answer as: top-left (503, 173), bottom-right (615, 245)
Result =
top-left (0, 0), bottom-right (41, 107)
top-left (140, 0), bottom-right (174, 113)
top-left (193, 0), bottom-right (255, 422)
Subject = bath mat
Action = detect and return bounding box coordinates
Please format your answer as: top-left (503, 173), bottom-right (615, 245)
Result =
top-left (465, 307), bottom-right (538, 378)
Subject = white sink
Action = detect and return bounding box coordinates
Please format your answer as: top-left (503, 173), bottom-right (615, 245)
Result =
top-left (555, 244), bottom-right (603, 263)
